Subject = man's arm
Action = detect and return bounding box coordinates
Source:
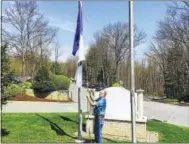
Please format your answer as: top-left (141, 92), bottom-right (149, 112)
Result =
top-left (88, 89), bottom-right (94, 101)
top-left (86, 89), bottom-right (96, 106)
top-left (86, 95), bottom-right (96, 106)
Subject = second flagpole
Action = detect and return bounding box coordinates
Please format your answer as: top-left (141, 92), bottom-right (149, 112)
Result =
top-left (129, 0), bottom-right (136, 143)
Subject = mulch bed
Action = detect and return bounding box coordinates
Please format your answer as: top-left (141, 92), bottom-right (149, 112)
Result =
top-left (9, 95), bottom-right (73, 103)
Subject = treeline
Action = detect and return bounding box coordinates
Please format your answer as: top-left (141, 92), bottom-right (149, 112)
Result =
top-left (148, 2), bottom-right (189, 98)
top-left (2, 1), bottom-right (58, 78)
top-left (3, 1), bottom-right (189, 99)
top-left (80, 2), bottom-right (189, 98)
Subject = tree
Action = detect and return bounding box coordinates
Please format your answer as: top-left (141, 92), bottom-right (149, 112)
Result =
top-left (50, 62), bottom-right (63, 75)
top-left (102, 22), bottom-right (146, 82)
top-left (2, 1), bottom-right (57, 77)
top-left (64, 56), bottom-right (78, 78)
top-left (51, 42), bottom-right (63, 75)
top-left (86, 22), bottom-right (146, 85)
top-left (1, 44), bottom-right (15, 104)
top-left (33, 65), bottom-right (55, 93)
top-left (148, 2), bottom-right (189, 98)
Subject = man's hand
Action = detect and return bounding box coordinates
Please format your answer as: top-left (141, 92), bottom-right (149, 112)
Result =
top-left (87, 89), bottom-right (92, 93)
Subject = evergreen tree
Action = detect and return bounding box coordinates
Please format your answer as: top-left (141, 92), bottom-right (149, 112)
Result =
top-left (1, 44), bottom-right (15, 104)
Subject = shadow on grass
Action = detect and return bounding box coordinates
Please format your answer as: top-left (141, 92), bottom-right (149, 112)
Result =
top-left (59, 115), bottom-right (86, 132)
top-left (36, 114), bottom-right (76, 139)
top-left (59, 115), bottom-right (77, 124)
top-left (1, 128), bottom-right (9, 136)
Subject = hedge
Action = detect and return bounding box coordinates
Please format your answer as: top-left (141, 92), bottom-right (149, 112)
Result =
top-left (52, 75), bottom-right (70, 90)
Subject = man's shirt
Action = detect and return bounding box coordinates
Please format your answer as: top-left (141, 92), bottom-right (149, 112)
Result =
top-left (94, 97), bottom-right (106, 116)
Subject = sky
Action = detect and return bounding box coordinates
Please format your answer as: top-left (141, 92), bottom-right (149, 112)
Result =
top-left (2, 1), bottom-right (171, 62)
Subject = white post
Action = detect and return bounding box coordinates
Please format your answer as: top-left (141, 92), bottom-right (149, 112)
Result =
top-left (136, 89), bottom-right (144, 119)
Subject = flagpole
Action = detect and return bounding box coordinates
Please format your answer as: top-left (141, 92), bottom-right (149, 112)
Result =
top-left (129, 0), bottom-right (136, 143)
top-left (74, 1), bottom-right (84, 143)
top-left (77, 66), bottom-right (83, 140)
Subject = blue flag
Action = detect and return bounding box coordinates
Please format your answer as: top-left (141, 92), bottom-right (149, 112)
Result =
top-left (72, 1), bottom-right (83, 56)
top-left (73, 1), bottom-right (85, 88)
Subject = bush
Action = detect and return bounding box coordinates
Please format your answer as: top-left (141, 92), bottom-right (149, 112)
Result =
top-left (21, 82), bottom-right (33, 89)
top-left (33, 65), bottom-right (55, 93)
top-left (5, 84), bottom-right (25, 98)
top-left (34, 65), bottom-right (52, 82)
top-left (112, 83), bottom-right (122, 87)
top-left (33, 81), bottom-right (56, 93)
top-left (52, 75), bottom-right (70, 90)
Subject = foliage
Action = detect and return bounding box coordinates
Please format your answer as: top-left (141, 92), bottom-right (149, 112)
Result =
top-left (1, 44), bottom-right (15, 104)
top-left (5, 84), bottom-right (25, 98)
top-left (33, 81), bottom-right (56, 93)
top-left (33, 65), bottom-right (55, 93)
top-left (22, 82), bottom-right (33, 89)
top-left (50, 62), bottom-right (63, 75)
top-left (84, 22), bottom-right (146, 86)
top-left (3, 1), bottom-right (57, 77)
top-left (63, 56), bottom-right (77, 78)
top-left (148, 2), bottom-right (189, 99)
top-left (52, 75), bottom-right (70, 90)
top-left (112, 83), bottom-right (122, 87)
top-left (34, 65), bottom-right (52, 82)
top-left (9, 56), bottom-right (22, 76)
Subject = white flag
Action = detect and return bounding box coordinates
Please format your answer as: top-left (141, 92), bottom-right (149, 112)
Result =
top-left (74, 64), bottom-right (83, 88)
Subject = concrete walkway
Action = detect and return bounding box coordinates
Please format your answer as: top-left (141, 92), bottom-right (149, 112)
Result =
top-left (2, 100), bottom-right (189, 127)
top-left (2, 101), bottom-right (88, 113)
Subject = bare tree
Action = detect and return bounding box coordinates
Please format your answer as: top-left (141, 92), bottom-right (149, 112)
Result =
top-left (64, 56), bottom-right (78, 78)
top-left (147, 2), bottom-right (189, 98)
top-left (2, 1), bottom-right (57, 77)
top-left (85, 22), bottom-right (146, 86)
top-left (101, 22), bottom-right (146, 82)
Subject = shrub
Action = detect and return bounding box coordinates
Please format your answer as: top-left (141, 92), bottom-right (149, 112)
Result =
top-left (5, 84), bottom-right (25, 98)
top-left (33, 65), bottom-right (55, 93)
top-left (20, 82), bottom-right (33, 89)
top-left (52, 75), bottom-right (70, 90)
top-left (112, 82), bottom-right (122, 87)
top-left (34, 65), bottom-right (52, 82)
top-left (33, 81), bottom-right (56, 93)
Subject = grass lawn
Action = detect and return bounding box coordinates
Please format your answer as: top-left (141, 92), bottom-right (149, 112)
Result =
top-left (147, 120), bottom-right (189, 143)
top-left (2, 113), bottom-right (189, 143)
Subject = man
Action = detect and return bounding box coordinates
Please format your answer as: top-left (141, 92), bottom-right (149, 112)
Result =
top-left (86, 89), bottom-right (107, 143)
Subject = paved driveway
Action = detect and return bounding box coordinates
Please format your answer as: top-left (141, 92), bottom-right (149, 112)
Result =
top-left (144, 101), bottom-right (189, 127)
top-left (2, 100), bottom-right (189, 127)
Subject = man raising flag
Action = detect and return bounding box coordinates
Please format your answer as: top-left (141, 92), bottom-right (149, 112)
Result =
top-left (72, 1), bottom-right (85, 143)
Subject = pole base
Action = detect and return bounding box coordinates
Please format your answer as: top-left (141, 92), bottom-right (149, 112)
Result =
top-left (75, 139), bottom-right (85, 143)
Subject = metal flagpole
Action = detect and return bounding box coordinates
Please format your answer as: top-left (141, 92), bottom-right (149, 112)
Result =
top-left (75, 1), bottom-right (84, 142)
top-left (76, 62), bottom-right (84, 143)
top-left (129, 0), bottom-right (136, 143)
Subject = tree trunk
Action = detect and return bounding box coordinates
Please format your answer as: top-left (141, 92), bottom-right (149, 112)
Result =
top-left (21, 55), bottom-right (25, 77)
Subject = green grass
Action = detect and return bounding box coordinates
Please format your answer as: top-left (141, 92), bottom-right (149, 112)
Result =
top-left (2, 113), bottom-right (189, 143)
top-left (1, 113), bottom-right (125, 143)
top-left (147, 120), bottom-right (189, 143)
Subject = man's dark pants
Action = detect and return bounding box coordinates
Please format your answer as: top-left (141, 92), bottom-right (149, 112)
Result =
top-left (94, 115), bottom-right (104, 143)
